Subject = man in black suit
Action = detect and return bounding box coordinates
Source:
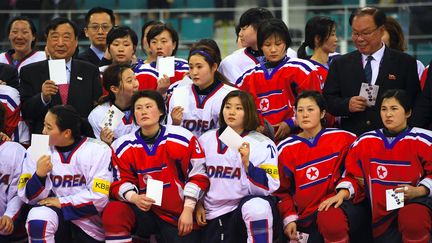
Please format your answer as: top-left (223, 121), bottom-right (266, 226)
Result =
top-left (0, 63), bottom-right (19, 89)
top-left (20, 18), bottom-right (102, 134)
top-left (323, 7), bottom-right (420, 135)
top-left (76, 7), bottom-right (115, 66)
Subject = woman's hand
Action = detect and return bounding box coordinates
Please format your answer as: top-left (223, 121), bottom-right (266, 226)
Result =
top-left (38, 197), bottom-right (61, 208)
top-left (156, 75), bottom-right (170, 95)
top-left (195, 201), bottom-right (207, 226)
top-left (36, 155), bottom-right (52, 177)
top-left (318, 189), bottom-right (349, 211)
top-left (273, 121), bottom-right (290, 141)
top-left (395, 184), bottom-right (429, 201)
top-left (284, 222), bottom-right (297, 240)
top-left (178, 206), bottom-right (194, 236)
top-left (130, 194), bottom-right (155, 212)
top-left (239, 142), bottom-right (250, 168)
top-left (170, 106), bottom-right (184, 125)
top-left (100, 127), bottom-right (115, 145)
top-left (0, 132), bottom-right (11, 142)
top-left (0, 215), bottom-right (14, 235)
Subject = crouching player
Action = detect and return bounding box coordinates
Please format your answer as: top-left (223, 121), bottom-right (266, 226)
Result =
top-left (18, 105), bottom-right (113, 242)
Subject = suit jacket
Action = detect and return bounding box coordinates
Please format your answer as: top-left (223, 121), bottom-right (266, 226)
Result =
top-left (412, 59), bottom-right (432, 128)
top-left (76, 47), bottom-right (101, 67)
top-left (20, 59), bottom-right (102, 134)
top-left (323, 47), bottom-right (420, 135)
top-left (0, 63), bottom-right (19, 89)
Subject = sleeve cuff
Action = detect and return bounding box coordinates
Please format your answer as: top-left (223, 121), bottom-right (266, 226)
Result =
top-left (283, 215), bottom-right (299, 227)
top-left (40, 93), bottom-right (50, 106)
top-left (418, 178), bottom-right (432, 197)
top-left (336, 181), bottom-right (354, 199)
top-left (183, 182), bottom-right (202, 200)
top-left (118, 183), bottom-right (138, 201)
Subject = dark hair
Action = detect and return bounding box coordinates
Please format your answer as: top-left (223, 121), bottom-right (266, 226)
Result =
top-left (84, 7), bottom-right (115, 26)
top-left (239, 7), bottom-right (273, 30)
top-left (106, 26), bottom-right (138, 52)
top-left (295, 90), bottom-right (327, 126)
top-left (45, 17), bottom-right (79, 39)
top-left (193, 39), bottom-right (221, 65)
top-left (131, 90), bottom-right (166, 123)
top-left (98, 64), bottom-right (132, 104)
top-left (379, 89), bottom-right (412, 113)
top-left (298, 16), bottom-right (336, 59)
top-left (219, 90), bottom-right (260, 131)
top-left (188, 43), bottom-right (230, 84)
top-left (48, 105), bottom-right (95, 140)
top-left (383, 16), bottom-right (406, 52)
top-left (147, 23), bottom-right (179, 56)
top-left (349, 7), bottom-right (386, 27)
top-left (0, 104), bottom-right (5, 133)
top-left (7, 16), bottom-right (38, 48)
top-left (257, 18), bottom-right (292, 53)
top-left (140, 20), bottom-right (163, 52)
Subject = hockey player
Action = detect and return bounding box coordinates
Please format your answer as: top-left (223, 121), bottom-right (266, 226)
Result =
top-left (321, 89), bottom-right (432, 243)
top-left (0, 105), bottom-right (27, 242)
top-left (168, 43), bottom-right (236, 138)
top-left (103, 90), bottom-right (209, 243)
top-left (196, 90), bottom-right (280, 243)
top-left (18, 105), bottom-right (113, 242)
top-left (236, 18), bottom-right (321, 141)
top-left (88, 64), bottom-right (139, 145)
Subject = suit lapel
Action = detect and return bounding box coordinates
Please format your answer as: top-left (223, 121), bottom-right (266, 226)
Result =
top-left (376, 47), bottom-right (392, 86)
top-left (351, 51), bottom-right (367, 85)
top-left (68, 59), bottom-right (79, 104)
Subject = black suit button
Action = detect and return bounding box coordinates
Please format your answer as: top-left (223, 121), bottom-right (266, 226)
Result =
top-left (366, 120), bottom-right (371, 125)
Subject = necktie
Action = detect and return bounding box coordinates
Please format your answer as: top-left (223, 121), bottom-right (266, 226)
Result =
top-left (58, 84), bottom-right (69, 104)
top-left (364, 55), bottom-right (373, 83)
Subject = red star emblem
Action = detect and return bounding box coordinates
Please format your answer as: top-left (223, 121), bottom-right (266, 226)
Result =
top-left (260, 98), bottom-right (269, 111)
top-left (377, 165), bottom-right (387, 179)
top-left (306, 166), bottom-right (319, 180)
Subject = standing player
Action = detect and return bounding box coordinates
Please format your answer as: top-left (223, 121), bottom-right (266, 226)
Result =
top-left (168, 43), bottom-right (236, 138)
top-left (0, 105), bottom-right (27, 242)
top-left (88, 64), bottom-right (139, 145)
top-left (321, 89), bottom-right (432, 243)
top-left (103, 90), bottom-right (209, 243)
top-left (196, 90), bottom-right (280, 243)
top-left (18, 105), bottom-right (113, 243)
top-left (236, 18), bottom-right (321, 141)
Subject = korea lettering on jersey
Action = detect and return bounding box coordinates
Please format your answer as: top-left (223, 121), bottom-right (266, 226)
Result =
top-left (337, 127), bottom-right (432, 236)
top-left (168, 83), bottom-right (237, 138)
top-left (276, 128), bottom-right (356, 226)
top-left (18, 138), bottom-right (113, 241)
top-left (0, 141), bottom-right (26, 221)
top-left (199, 129), bottom-right (280, 220)
top-left (236, 57), bottom-right (321, 126)
top-left (110, 125), bottom-right (209, 227)
top-left (88, 102), bottom-right (139, 140)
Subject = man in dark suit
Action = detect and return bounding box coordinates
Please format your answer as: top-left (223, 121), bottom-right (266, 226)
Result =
top-left (0, 63), bottom-right (19, 89)
top-left (76, 7), bottom-right (115, 66)
top-left (323, 7), bottom-right (420, 135)
top-left (20, 18), bottom-right (102, 134)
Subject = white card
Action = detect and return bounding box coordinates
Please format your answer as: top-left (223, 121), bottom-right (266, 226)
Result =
top-left (359, 83), bottom-right (379, 106)
top-left (172, 88), bottom-right (189, 113)
top-left (157, 56), bottom-right (175, 78)
top-left (219, 126), bottom-right (244, 150)
top-left (48, 59), bottom-right (68, 85)
top-left (386, 188), bottom-right (404, 211)
top-left (146, 178), bottom-right (163, 206)
top-left (99, 105), bottom-right (124, 130)
top-left (28, 134), bottom-right (49, 162)
top-left (289, 232), bottom-right (310, 243)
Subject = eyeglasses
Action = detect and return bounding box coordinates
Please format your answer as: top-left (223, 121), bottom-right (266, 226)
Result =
top-left (351, 27), bottom-right (379, 39)
top-left (87, 24), bottom-right (112, 32)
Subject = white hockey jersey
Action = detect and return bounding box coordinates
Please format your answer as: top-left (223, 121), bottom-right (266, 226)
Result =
top-left (0, 141), bottom-right (26, 221)
top-left (167, 83), bottom-right (237, 138)
top-left (18, 137), bottom-right (113, 241)
top-left (0, 50), bottom-right (46, 73)
top-left (198, 129), bottom-right (280, 220)
top-left (88, 102), bottom-right (139, 140)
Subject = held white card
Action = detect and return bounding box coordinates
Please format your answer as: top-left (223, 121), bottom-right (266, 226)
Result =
top-left (219, 126), bottom-right (244, 150)
top-left (289, 232), bottom-right (310, 243)
top-left (386, 188), bottom-right (404, 211)
top-left (157, 56), bottom-right (175, 78)
top-left (99, 105), bottom-right (124, 130)
top-left (172, 88), bottom-right (189, 113)
top-left (359, 83), bottom-right (379, 106)
top-left (28, 134), bottom-right (49, 162)
top-left (48, 59), bottom-right (68, 85)
top-left (146, 178), bottom-right (163, 206)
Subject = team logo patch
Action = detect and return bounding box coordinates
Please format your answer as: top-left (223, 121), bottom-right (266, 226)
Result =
top-left (306, 167), bottom-right (319, 180)
top-left (377, 165), bottom-right (388, 179)
top-left (259, 164), bottom-right (279, 179)
top-left (18, 173), bottom-right (31, 189)
top-left (260, 98), bottom-right (270, 111)
top-left (92, 178), bottom-right (110, 195)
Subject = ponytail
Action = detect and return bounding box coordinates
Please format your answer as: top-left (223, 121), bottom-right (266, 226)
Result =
top-left (297, 41), bottom-right (309, 59)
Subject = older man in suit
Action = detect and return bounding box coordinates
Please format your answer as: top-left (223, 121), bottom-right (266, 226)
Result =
top-left (20, 17), bottom-right (102, 134)
top-left (323, 7), bottom-right (420, 135)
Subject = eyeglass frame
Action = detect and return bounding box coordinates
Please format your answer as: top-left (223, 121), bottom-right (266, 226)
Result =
top-left (86, 24), bottom-right (113, 32)
top-left (351, 26), bottom-right (381, 39)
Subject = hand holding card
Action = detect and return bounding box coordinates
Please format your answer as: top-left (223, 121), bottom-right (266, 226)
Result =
top-left (146, 178), bottom-right (163, 206)
top-left (48, 59), bottom-right (67, 85)
top-left (99, 105), bottom-right (124, 130)
top-left (157, 56), bottom-right (175, 78)
top-left (219, 126), bottom-right (244, 150)
top-left (28, 134), bottom-right (50, 162)
top-left (386, 188), bottom-right (404, 211)
top-left (359, 83), bottom-right (379, 106)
